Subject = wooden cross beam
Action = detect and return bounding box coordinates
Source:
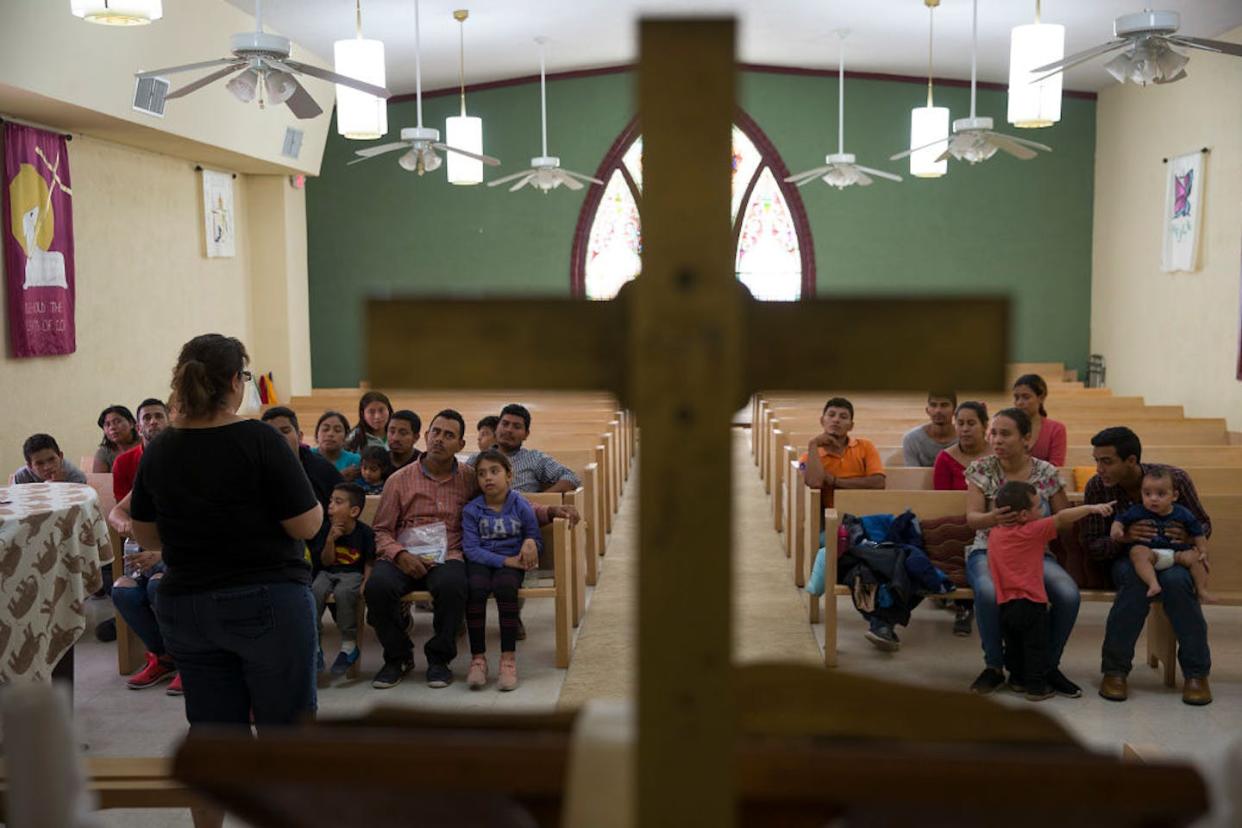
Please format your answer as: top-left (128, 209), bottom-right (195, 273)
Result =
top-left (366, 19), bottom-right (1007, 826)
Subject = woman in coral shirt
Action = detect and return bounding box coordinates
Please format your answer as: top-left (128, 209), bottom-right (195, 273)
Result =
top-left (1012, 374), bottom-right (1067, 467)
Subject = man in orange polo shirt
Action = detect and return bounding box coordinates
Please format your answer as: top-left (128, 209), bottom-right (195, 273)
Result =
top-left (800, 396), bottom-right (886, 509)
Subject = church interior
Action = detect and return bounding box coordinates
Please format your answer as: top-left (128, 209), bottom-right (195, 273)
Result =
top-left (1, 0), bottom-right (1242, 825)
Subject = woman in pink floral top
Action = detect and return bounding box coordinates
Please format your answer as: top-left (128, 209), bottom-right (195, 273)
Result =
top-left (962, 407), bottom-right (1081, 698)
top-left (1012, 374), bottom-right (1067, 466)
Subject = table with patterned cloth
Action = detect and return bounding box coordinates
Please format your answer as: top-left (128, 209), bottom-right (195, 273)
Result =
top-left (0, 483), bottom-right (110, 682)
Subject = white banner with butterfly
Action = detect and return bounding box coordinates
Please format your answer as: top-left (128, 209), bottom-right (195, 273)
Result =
top-left (1161, 150), bottom-right (1205, 273)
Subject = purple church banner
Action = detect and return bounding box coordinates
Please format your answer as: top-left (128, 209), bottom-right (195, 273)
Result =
top-left (3, 122), bottom-right (76, 357)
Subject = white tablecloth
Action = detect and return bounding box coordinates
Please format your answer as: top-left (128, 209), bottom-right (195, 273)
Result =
top-left (0, 483), bottom-right (110, 682)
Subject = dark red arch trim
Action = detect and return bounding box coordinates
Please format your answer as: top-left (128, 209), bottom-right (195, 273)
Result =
top-left (568, 109), bottom-right (817, 299)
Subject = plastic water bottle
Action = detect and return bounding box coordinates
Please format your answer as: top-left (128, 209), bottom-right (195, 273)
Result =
top-left (123, 539), bottom-right (142, 578)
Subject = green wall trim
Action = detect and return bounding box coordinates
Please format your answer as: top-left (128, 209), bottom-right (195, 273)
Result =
top-left (307, 68), bottom-right (1094, 387)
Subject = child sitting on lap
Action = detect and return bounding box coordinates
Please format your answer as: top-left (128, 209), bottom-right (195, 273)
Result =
top-left (357, 445), bottom-right (391, 495)
top-left (989, 481), bottom-right (1113, 701)
top-left (1110, 467), bottom-right (1212, 602)
top-left (311, 483), bottom-right (375, 676)
top-left (462, 449), bottom-right (540, 691)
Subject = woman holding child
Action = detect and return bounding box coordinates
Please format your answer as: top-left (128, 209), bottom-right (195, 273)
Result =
top-left (964, 407), bottom-right (1082, 697)
top-left (129, 333), bottom-right (323, 730)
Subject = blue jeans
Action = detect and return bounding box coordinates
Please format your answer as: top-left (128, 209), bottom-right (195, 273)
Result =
top-left (112, 565), bottom-right (166, 656)
top-left (156, 581), bottom-right (318, 730)
top-left (966, 548), bottom-right (1080, 671)
top-left (1101, 557), bottom-right (1210, 678)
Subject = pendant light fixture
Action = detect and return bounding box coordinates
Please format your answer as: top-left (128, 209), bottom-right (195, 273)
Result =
top-left (334, 0), bottom-right (388, 140)
top-left (1007, 0), bottom-right (1064, 128)
top-left (71, 0), bottom-right (162, 25)
top-left (445, 9), bottom-right (484, 185)
top-left (909, 0), bottom-right (950, 177)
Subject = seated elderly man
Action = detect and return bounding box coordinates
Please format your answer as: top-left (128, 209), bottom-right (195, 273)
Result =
top-left (13, 433), bottom-right (87, 484)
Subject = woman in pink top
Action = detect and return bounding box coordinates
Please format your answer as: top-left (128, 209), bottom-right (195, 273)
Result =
top-left (1012, 374), bottom-right (1067, 467)
top-left (933, 401), bottom-right (991, 491)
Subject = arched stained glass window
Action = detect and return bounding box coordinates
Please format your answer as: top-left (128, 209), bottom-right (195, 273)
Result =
top-left (571, 110), bottom-right (815, 301)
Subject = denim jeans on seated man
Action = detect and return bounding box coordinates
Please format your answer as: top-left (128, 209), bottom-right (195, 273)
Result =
top-left (156, 581), bottom-right (317, 730)
top-left (966, 548), bottom-right (1080, 671)
top-left (111, 563), bottom-right (167, 655)
top-left (1102, 557), bottom-right (1210, 678)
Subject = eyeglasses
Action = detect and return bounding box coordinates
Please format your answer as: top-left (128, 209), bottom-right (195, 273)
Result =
top-left (239, 370), bottom-right (253, 382)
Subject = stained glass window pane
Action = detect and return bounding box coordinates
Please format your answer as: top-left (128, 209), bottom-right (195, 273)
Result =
top-left (583, 169), bottom-right (642, 301)
top-left (730, 125), bottom-right (761, 222)
top-left (622, 137), bottom-right (643, 192)
top-left (734, 167), bottom-right (802, 302)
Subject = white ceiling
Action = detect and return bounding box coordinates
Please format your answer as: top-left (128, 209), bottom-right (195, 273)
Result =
top-left (222, 0), bottom-right (1242, 95)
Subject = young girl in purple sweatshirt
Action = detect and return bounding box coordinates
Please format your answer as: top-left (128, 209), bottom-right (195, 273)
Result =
top-left (462, 449), bottom-right (542, 691)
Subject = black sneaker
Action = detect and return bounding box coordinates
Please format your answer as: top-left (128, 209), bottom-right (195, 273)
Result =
top-left (1047, 669), bottom-right (1083, 698)
top-left (864, 624), bottom-right (900, 652)
top-left (426, 662), bottom-right (453, 688)
top-left (970, 667), bottom-right (1006, 694)
top-left (952, 608), bottom-right (973, 637)
top-left (95, 618), bottom-right (117, 642)
top-left (371, 659), bottom-right (412, 689)
top-left (1024, 684), bottom-right (1055, 701)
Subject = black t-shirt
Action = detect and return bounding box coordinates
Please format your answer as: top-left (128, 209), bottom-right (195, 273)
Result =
top-left (298, 444), bottom-right (343, 557)
top-left (311, 521), bottom-right (376, 575)
top-left (131, 420), bottom-right (320, 594)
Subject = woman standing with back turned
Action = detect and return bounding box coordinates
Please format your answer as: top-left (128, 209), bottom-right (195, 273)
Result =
top-left (129, 334), bottom-right (323, 730)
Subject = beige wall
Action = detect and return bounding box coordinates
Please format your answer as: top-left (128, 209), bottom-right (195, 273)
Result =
top-left (1091, 26), bottom-right (1242, 429)
top-left (1, 133), bottom-right (312, 475)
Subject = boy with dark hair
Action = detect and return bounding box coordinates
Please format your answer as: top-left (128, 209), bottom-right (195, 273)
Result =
top-left (1111, 467), bottom-right (1211, 602)
top-left (358, 445), bottom-right (392, 494)
top-left (989, 481), bottom-right (1113, 700)
top-left (311, 482), bottom-right (376, 676)
top-left (14, 434), bottom-right (87, 484)
top-left (477, 415), bottom-right (500, 452)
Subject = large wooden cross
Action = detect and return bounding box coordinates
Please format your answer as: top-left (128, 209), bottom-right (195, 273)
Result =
top-left (368, 20), bottom-right (1007, 826)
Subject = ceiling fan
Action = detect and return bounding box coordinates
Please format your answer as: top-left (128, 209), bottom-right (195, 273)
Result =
top-left (892, 0), bottom-right (1051, 166)
top-left (487, 38), bottom-right (602, 193)
top-left (785, 30), bottom-right (901, 190)
top-left (1032, 9), bottom-right (1242, 86)
top-left (348, 0), bottom-right (499, 174)
top-left (135, 0), bottom-right (388, 120)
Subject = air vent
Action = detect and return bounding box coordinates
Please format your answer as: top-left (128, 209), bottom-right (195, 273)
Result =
top-left (282, 127), bottom-right (304, 160)
top-left (132, 76), bottom-right (169, 117)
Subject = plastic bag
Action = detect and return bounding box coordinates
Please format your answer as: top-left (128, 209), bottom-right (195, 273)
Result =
top-left (237, 377), bottom-right (263, 416)
top-left (398, 522), bottom-right (448, 565)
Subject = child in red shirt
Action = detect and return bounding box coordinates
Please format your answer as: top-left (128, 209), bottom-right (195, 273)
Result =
top-left (988, 482), bottom-right (1114, 700)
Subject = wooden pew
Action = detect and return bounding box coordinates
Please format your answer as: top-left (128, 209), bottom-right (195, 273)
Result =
top-left (810, 489), bottom-right (1242, 678)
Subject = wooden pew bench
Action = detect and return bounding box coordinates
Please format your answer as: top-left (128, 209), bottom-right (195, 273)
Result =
top-left (808, 490), bottom-right (1242, 681)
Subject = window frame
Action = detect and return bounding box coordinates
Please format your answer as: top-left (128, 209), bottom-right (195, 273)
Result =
top-left (569, 108), bottom-right (817, 299)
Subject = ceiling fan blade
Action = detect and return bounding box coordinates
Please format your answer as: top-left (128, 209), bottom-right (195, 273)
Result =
top-left (1167, 36), bottom-right (1242, 58)
top-left (785, 166), bottom-right (832, 183)
top-left (854, 165), bottom-right (903, 183)
top-left (1031, 39), bottom-right (1128, 75)
top-left (509, 174), bottom-right (536, 192)
top-left (984, 133), bottom-right (1039, 160)
top-left (987, 132), bottom-right (1052, 153)
top-left (284, 79), bottom-right (323, 119)
top-left (890, 136), bottom-right (949, 162)
top-left (354, 142), bottom-right (412, 159)
top-left (487, 169), bottom-right (537, 187)
top-left (282, 59), bottom-right (391, 98)
top-left (164, 64), bottom-right (245, 99)
top-left (561, 169), bottom-right (605, 185)
top-left (137, 58), bottom-right (240, 79)
top-left (431, 143), bottom-right (501, 166)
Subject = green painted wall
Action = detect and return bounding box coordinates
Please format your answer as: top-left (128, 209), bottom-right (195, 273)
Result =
top-left (307, 69), bottom-right (1095, 387)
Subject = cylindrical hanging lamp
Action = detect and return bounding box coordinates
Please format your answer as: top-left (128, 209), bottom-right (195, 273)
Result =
top-left (446, 9), bottom-right (484, 185)
top-left (909, 0), bottom-right (949, 177)
top-left (70, 0), bottom-right (162, 25)
top-left (334, 0), bottom-right (388, 140)
top-left (1007, 1), bottom-right (1064, 128)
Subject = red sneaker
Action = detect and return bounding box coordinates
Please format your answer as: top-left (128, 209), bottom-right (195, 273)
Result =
top-left (166, 673), bottom-right (184, 696)
top-left (127, 652), bottom-right (176, 690)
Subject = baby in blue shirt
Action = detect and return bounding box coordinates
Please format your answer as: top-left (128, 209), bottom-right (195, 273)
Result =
top-left (1110, 467), bottom-right (1212, 602)
top-left (462, 449), bottom-right (542, 691)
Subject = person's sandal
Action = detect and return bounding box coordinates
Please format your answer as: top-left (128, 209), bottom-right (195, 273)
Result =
top-left (467, 656), bottom-right (488, 690)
